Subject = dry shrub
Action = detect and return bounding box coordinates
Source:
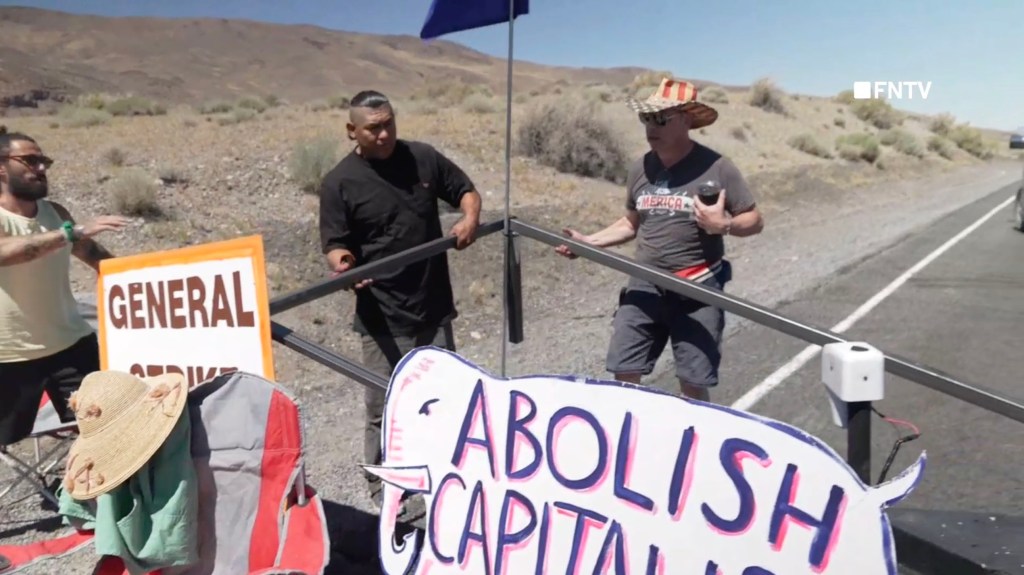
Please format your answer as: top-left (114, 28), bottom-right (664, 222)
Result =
top-left (462, 93), bottom-right (498, 114)
top-left (217, 108), bottom-right (256, 126)
top-left (701, 86), bottom-right (729, 104)
top-left (630, 71), bottom-right (672, 92)
top-left (928, 136), bottom-right (955, 160)
top-left (109, 168), bottom-right (161, 217)
top-left (72, 93), bottom-right (166, 116)
top-left (236, 95), bottom-right (269, 113)
top-left (197, 100), bottom-right (234, 115)
top-left (947, 125), bottom-right (992, 159)
top-left (749, 78), bottom-right (787, 115)
top-left (879, 128), bottom-right (924, 158)
top-left (102, 147), bottom-right (126, 167)
top-left (515, 100), bottom-right (628, 184)
top-left (57, 106), bottom-right (112, 127)
top-left (787, 134), bottom-right (832, 158)
top-left (289, 135), bottom-right (340, 193)
top-left (327, 95), bottom-right (350, 110)
top-left (834, 117), bottom-right (846, 128)
top-left (834, 90), bottom-right (856, 105)
top-left (103, 96), bottom-right (167, 117)
top-left (836, 133), bottom-right (881, 163)
top-left (929, 113), bottom-right (956, 136)
top-left (158, 165), bottom-right (188, 184)
top-left (849, 99), bottom-right (902, 129)
top-left (730, 126), bottom-right (747, 142)
top-left (583, 85), bottom-right (616, 103)
top-left (412, 79), bottom-right (491, 107)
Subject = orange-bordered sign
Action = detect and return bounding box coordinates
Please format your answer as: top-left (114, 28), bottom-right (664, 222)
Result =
top-left (96, 235), bottom-right (275, 388)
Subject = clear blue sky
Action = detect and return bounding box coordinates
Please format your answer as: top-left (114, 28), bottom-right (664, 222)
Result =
top-left (4, 0), bottom-right (1022, 132)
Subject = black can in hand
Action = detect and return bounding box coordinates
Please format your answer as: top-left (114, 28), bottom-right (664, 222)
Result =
top-left (697, 180), bottom-right (722, 205)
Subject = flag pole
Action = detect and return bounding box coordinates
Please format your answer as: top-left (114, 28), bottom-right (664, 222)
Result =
top-left (499, 0), bottom-right (514, 377)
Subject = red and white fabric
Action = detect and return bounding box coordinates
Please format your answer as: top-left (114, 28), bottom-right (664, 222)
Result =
top-left (0, 371), bottom-right (331, 575)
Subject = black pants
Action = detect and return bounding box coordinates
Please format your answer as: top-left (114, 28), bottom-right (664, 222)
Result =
top-left (0, 333), bottom-right (100, 446)
top-left (360, 323), bottom-right (455, 500)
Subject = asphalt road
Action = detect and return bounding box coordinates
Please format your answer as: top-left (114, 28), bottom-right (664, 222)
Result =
top-left (687, 178), bottom-right (1024, 518)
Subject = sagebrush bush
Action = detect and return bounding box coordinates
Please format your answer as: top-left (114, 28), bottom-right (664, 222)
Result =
top-left (103, 96), bottom-right (166, 117)
top-left (411, 80), bottom-right (491, 106)
top-left (462, 93), bottom-right (497, 114)
top-left (72, 93), bottom-right (166, 116)
top-left (879, 129), bottom-right (924, 158)
top-left (929, 113), bottom-right (956, 136)
top-left (947, 125), bottom-right (992, 159)
top-left (749, 78), bottom-right (787, 115)
top-left (197, 101), bottom-right (234, 115)
top-left (217, 108), bottom-right (256, 126)
top-left (701, 86), bottom-right (729, 104)
top-left (928, 136), bottom-right (955, 159)
top-left (787, 134), bottom-right (832, 158)
top-left (834, 90), bottom-right (855, 105)
top-left (102, 147), bottom-right (126, 167)
top-left (327, 95), bottom-right (350, 110)
top-left (836, 133), bottom-right (881, 163)
top-left (515, 100), bottom-right (628, 184)
top-left (57, 106), bottom-right (112, 128)
top-left (850, 99), bottom-right (902, 129)
top-left (290, 136), bottom-right (340, 193)
top-left (109, 168), bottom-right (161, 217)
top-left (236, 96), bottom-right (269, 113)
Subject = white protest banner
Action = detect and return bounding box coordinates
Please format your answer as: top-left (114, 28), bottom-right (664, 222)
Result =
top-left (97, 235), bottom-right (274, 388)
top-left (364, 347), bottom-right (926, 575)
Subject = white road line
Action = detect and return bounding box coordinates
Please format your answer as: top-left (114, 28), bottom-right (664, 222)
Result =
top-left (730, 194), bottom-right (1017, 412)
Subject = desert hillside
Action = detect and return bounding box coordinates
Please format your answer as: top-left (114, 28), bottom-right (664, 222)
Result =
top-left (0, 6), bottom-right (650, 110)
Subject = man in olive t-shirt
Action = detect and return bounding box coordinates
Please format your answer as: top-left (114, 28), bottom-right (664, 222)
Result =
top-left (557, 78), bottom-right (764, 403)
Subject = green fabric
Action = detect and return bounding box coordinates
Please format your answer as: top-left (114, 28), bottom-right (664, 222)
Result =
top-left (57, 408), bottom-right (199, 575)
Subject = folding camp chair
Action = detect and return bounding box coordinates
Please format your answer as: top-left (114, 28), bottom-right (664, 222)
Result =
top-left (0, 370), bottom-right (331, 575)
top-left (0, 394), bottom-right (78, 507)
top-left (0, 295), bottom-right (96, 508)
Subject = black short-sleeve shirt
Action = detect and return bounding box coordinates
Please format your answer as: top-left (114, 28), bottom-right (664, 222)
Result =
top-left (318, 139), bottom-right (475, 336)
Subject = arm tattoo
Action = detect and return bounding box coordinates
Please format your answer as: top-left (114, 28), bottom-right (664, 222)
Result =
top-left (73, 239), bottom-right (115, 270)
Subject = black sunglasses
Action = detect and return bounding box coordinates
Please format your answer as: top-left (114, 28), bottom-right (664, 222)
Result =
top-left (2, 154), bottom-right (54, 170)
top-left (639, 112), bottom-right (678, 127)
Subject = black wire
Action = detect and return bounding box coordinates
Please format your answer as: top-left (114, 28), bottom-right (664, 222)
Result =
top-left (872, 406), bottom-right (921, 484)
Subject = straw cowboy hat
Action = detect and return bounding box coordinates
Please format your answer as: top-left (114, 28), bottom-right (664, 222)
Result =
top-left (625, 77), bottom-right (719, 129)
top-left (63, 370), bottom-right (188, 500)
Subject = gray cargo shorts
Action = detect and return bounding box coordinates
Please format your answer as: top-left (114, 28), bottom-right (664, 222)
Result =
top-left (605, 261), bottom-right (730, 387)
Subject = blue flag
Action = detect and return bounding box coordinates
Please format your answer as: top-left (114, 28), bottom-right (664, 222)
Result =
top-left (420, 0), bottom-right (529, 39)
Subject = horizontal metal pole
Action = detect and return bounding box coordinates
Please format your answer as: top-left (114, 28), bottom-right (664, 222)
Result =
top-left (510, 218), bottom-right (1024, 426)
top-left (270, 321), bottom-right (387, 391)
top-left (510, 219), bottom-right (841, 344)
top-left (269, 219), bottom-right (505, 316)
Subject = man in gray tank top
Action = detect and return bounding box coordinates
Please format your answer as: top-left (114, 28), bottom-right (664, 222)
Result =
top-left (557, 78), bottom-right (764, 403)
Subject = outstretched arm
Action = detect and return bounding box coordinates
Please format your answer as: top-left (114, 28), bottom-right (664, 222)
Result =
top-left (581, 211), bottom-right (640, 248)
top-left (0, 229), bottom-right (68, 267)
top-left (555, 210), bottom-right (639, 259)
top-left (51, 202), bottom-right (117, 272)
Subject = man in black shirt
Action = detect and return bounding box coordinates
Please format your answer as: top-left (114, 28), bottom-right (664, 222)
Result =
top-left (318, 90), bottom-right (482, 507)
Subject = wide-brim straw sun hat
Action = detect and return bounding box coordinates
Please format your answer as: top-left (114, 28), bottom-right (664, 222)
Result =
top-left (63, 370), bottom-right (188, 500)
top-left (625, 77), bottom-right (719, 129)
